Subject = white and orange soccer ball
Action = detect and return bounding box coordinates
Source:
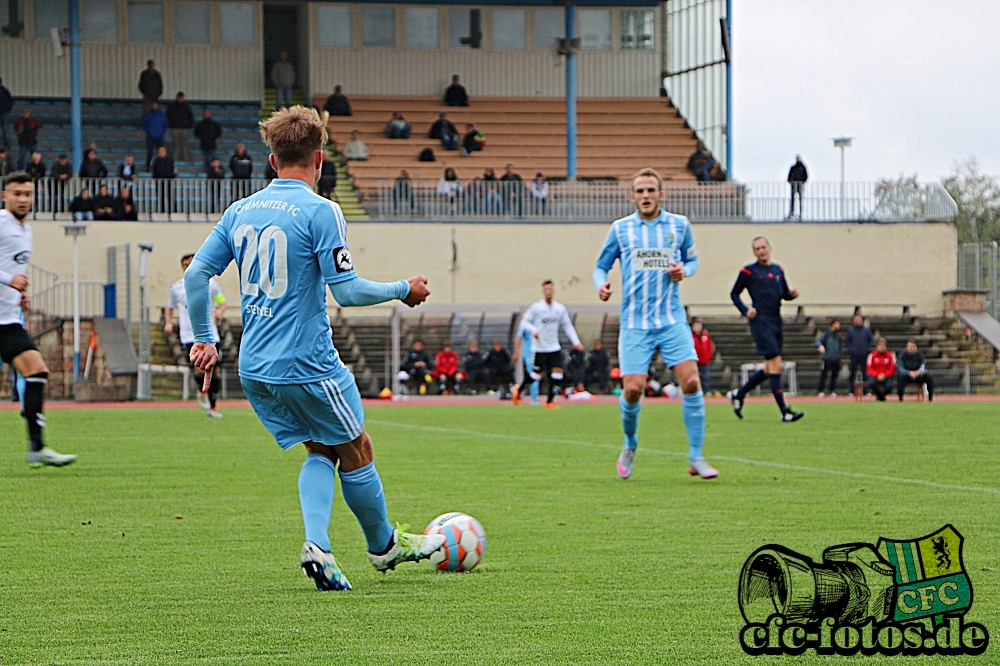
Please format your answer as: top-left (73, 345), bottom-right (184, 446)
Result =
top-left (424, 513), bottom-right (486, 572)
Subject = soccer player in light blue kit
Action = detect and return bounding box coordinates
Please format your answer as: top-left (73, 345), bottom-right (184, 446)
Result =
top-left (512, 320), bottom-right (540, 405)
top-left (593, 168), bottom-right (718, 480)
top-left (185, 107), bottom-right (445, 591)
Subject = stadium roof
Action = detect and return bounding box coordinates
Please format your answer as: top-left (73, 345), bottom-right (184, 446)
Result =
top-left (342, 1), bottom-right (660, 6)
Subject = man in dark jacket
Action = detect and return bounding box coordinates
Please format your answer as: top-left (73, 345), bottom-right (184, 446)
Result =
top-left (149, 146), bottom-right (175, 214)
top-left (193, 108), bottom-right (222, 170)
top-left (460, 341), bottom-right (490, 394)
top-left (318, 155), bottom-right (337, 199)
top-left (206, 158), bottom-right (226, 214)
top-left (142, 101), bottom-right (169, 170)
top-left (14, 108), bottom-right (41, 169)
top-left (229, 142), bottom-right (253, 179)
top-left (484, 340), bottom-right (513, 394)
top-left (428, 111), bottom-right (459, 150)
top-left (50, 153), bottom-right (72, 212)
top-left (118, 154), bottom-right (139, 181)
top-left (587, 340), bottom-right (611, 393)
top-left (165, 92), bottom-right (194, 162)
top-left (138, 60), bottom-right (163, 114)
top-left (0, 77), bottom-right (13, 148)
top-left (401, 339), bottom-right (433, 394)
top-left (897, 340), bottom-right (933, 401)
top-left (322, 85), bottom-right (352, 116)
top-left (114, 186), bottom-right (138, 221)
top-left (93, 184), bottom-right (117, 220)
top-left (69, 188), bottom-right (95, 221)
top-left (444, 75), bottom-right (469, 107)
top-left (686, 141), bottom-right (715, 182)
top-left (815, 319), bottom-right (843, 397)
top-left (79, 148), bottom-right (108, 179)
top-left (844, 314), bottom-right (875, 395)
top-left (787, 155), bottom-right (808, 219)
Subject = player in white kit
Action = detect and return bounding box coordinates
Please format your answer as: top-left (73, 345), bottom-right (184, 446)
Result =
top-left (516, 280), bottom-right (584, 407)
top-left (0, 172), bottom-right (76, 466)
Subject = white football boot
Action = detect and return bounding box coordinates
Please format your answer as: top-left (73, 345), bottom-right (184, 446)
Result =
top-left (368, 529), bottom-right (446, 572)
top-left (26, 447), bottom-right (77, 467)
top-left (300, 542), bottom-right (352, 591)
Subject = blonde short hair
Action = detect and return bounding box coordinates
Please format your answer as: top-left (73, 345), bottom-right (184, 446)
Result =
top-left (630, 167), bottom-right (663, 191)
top-left (258, 105), bottom-right (329, 168)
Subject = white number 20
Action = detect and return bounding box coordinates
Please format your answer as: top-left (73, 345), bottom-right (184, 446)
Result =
top-left (234, 224), bottom-right (288, 299)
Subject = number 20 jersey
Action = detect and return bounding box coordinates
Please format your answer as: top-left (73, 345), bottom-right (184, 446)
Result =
top-left (194, 179), bottom-right (357, 385)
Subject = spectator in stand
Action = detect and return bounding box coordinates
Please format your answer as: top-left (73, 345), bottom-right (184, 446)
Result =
top-left (480, 167), bottom-right (501, 214)
top-left (114, 186), bottom-right (138, 221)
top-left (318, 153), bottom-right (337, 199)
top-left (165, 92), bottom-right (194, 163)
top-left (866, 337), bottom-right (896, 402)
top-left (193, 108), bottom-right (222, 170)
top-left (499, 163), bottom-right (522, 216)
top-left (206, 158), bottom-right (226, 214)
top-left (461, 123), bottom-right (484, 155)
top-left (263, 160), bottom-right (277, 182)
top-left (566, 347), bottom-right (587, 391)
top-left (79, 148), bottom-right (108, 179)
top-left (686, 140), bottom-right (716, 183)
top-left (845, 314), bottom-right (875, 396)
top-left (118, 154), bottom-right (139, 181)
top-left (384, 111), bottom-right (412, 139)
top-left (150, 145), bottom-right (176, 214)
top-left (530, 172), bottom-right (548, 215)
top-left (586, 339), bottom-right (611, 393)
top-left (0, 147), bottom-right (10, 177)
top-left (69, 188), bottom-right (95, 221)
top-left (437, 167), bottom-right (462, 215)
top-left (897, 339), bottom-right (934, 401)
top-left (206, 157), bottom-right (226, 179)
top-left (141, 101), bottom-right (169, 170)
top-left (816, 319), bottom-right (843, 398)
top-left (138, 60), bottom-right (163, 115)
top-left (26, 152), bottom-right (45, 180)
top-left (342, 130), bottom-right (369, 161)
top-left (0, 77), bottom-right (12, 148)
top-left (787, 155), bottom-right (808, 219)
top-left (14, 108), bottom-right (40, 169)
top-left (270, 51), bottom-right (295, 110)
top-left (691, 318), bottom-right (715, 394)
top-left (229, 142), bottom-right (253, 178)
top-left (93, 184), bottom-right (117, 220)
top-left (444, 74), bottom-right (469, 107)
top-left (485, 339), bottom-right (513, 395)
top-left (322, 85), bottom-right (352, 116)
top-left (393, 169), bottom-right (414, 214)
top-left (433, 342), bottom-right (461, 394)
top-left (401, 339), bottom-right (433, 395)
top-left (461, 341), bottom-right (490, 394)
top-left (429, 111), bottom-right (459, 150)
top-left (50, 153), bottom-right (72, 212)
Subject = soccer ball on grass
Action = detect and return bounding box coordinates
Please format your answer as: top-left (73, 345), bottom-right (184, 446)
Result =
top-left (424, 513), bottom-right (486, 572)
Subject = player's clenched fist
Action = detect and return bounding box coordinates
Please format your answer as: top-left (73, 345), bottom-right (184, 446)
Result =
top-left (403, 275), bottom-right (430, 307)
top-left (598, 282), bottom-right (613, 301)
top-left (9, 274), bottom-right (28, 292)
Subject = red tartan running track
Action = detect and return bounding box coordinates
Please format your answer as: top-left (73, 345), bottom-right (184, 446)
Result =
top-left (0, 394), bottom-right (997, 411)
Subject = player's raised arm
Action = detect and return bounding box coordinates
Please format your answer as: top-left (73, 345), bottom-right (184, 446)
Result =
top-left (593, 225), bottom-right (620, 301)
top-left (184, 222), bottom-right (234, 375)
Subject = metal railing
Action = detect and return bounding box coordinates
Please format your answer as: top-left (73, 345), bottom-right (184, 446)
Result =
top-left (375, 180), bottom-right (958, 222)
top-left (958, 242), bottom-right (1000, 319)
top-left (28, 177), bottom-right (271, 222)
top-left (32, 281), bottom-right (106, 319)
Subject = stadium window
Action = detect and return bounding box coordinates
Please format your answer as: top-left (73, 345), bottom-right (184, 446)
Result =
top-left (361, 6), bottom-right (394, 47)
top-left (404, 7), bottom-right (438, 49)
top-left (492, 9), bottom-right (525, 50)
top-left (128, 0), bottom-right (163, 43)
top-left (316, 5), bottom-right (351, 47)
top-left (82, 0), bottom-right (118, 43)
top-left (1, 0), bottom-right (25, 38)
top-left (33, 0), bottom-right (67, 40)
top-left (174, 2), bottom-right (209, 44)
top-left (447, 8), bottom-right (469, 48)
top-left (533, 8), bottom-right (563, 52)
top-left (579, 9), bottom-right (611, 50)
top-left (620, 9), bottom-right (653, 50)
top-left (219, 2), bottom-right (254, 45)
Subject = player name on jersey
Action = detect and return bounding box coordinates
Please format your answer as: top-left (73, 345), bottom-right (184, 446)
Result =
top-left (632, 247), bottom-right (673, 270)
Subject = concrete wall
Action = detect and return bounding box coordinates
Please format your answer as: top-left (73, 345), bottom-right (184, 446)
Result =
top-left (27, 220), bottom-right (957, 317)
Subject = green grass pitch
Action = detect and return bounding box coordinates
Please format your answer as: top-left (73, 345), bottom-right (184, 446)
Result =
top-left (1, 401), bottom-right (998, 664)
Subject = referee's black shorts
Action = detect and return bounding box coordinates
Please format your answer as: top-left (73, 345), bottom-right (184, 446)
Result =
top-left (533, 350), bottom-right (564, 374)
top-left (0, 324), bottom-right (38, 364)
top-left (749, 315), bottom-right (783, 360)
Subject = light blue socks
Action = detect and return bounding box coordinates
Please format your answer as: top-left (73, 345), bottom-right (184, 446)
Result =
top-left (339, 462), bottom-right (395, 554)
top-left (620, 395), bottom-right (641, 450)
top-left (298, 453), bottom-right (336, 552)
top-left (682, 391), bottom-right (706, 462)
top-left (529, 379), bottom-right (539, 403)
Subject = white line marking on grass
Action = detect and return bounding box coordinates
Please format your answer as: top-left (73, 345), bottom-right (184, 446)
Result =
top-left (367, 419), bottom-right (1000, 496)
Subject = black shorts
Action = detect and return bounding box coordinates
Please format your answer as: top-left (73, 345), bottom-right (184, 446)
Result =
top-left (182, 343), bottom-right (223, 370)
top-left (0, 324), bottom-right (37, 364)
top-left (533, 350), bottom-right (564, 374)
top-left (749, 316), bottom-right (783, 360)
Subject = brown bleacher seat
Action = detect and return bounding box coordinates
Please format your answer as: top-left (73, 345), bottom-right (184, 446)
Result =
top-left (313, 94), bottom-right (702, 198)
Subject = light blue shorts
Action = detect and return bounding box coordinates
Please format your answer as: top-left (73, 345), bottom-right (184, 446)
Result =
top-left (618, 323), bottom-right (698, 376)
top-left (242, 373), bottom-right (365, 450)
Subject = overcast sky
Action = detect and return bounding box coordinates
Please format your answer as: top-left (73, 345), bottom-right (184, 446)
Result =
top-left (731, 0), bottom-right (1000, 183)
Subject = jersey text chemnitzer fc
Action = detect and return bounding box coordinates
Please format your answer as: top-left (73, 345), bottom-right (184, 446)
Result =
top-left (193, 179), bottom-right (357, 384)
top-left (595, 209), bottom-right (699, 329)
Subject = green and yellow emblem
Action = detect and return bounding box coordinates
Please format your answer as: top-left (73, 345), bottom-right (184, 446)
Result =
top-left (877, 524), bottom-right (972, 624)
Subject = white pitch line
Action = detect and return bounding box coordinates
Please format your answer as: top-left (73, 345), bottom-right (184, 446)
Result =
top-left (366, 419), bottom-right (1000, 496)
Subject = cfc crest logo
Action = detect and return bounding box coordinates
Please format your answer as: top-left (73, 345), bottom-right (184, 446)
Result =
top-left (13, 251), bottom-right (30, 264)
top-left (738, 525), bottom-right (988, 656)
top-left (334, 247), bottom-right (353, 273)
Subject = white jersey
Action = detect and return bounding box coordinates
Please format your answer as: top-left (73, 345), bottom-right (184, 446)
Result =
top-left (518, 299), bottom-right (580, 354)
top-left (168, 278), bottom-right (222, 344)
top-left (0, 211), bottom-right (32, 326)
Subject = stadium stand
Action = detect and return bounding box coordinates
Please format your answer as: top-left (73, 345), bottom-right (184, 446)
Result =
top-left (314, 94), bottom-right (702, 199)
